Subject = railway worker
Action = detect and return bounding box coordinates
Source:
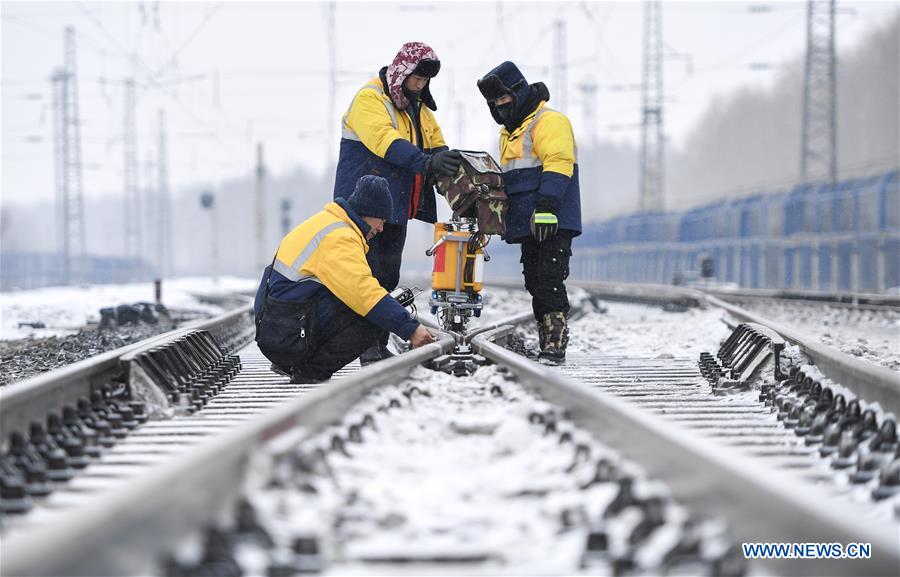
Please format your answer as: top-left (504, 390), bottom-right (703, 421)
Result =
top-left (476, 61), bottom-right (582, 365)
top-left (334, 41), bottom-right (462, 365)
top-left (254, 175), bottom-right (436, 384)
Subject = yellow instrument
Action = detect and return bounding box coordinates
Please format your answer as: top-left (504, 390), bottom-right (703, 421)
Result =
top-left (426, 217), bottom-right (488, 332)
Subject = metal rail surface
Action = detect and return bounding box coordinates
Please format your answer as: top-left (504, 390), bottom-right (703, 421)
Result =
top-left (3, 289), bottom-right (899, 576)
top-left (0, 304), bottom-right (255, 444)
top-left (705, 295), bottom-right (900, 415)
top-left (488, 277), bottom-right (705, 308)
top-left (0, 333), bottom-right (456, 577)
top-left (470, 326), bottom-right (900, 577)
top-left (485, 280), bottom-right (898, 415)
top-left (702, 286), bottom-right (900, 311)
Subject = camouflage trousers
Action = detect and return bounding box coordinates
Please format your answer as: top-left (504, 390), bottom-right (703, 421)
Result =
top-left (519, 230), bottom-right (574, 321)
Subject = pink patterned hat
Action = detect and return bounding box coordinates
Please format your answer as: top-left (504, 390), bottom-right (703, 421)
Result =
top-left (386, 42), bottom-right (440, 111)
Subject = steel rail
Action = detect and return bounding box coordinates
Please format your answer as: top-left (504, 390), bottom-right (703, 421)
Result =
top-left (485, 280), bottom-right (898, 416)
top-left (488, 277), bottom-right (705, 308)
top-left (4, 282), bottom-right (896, 575)
top-left (702, 286), bottom-right (900, 310)
top-left (1, 332), bottom-right (456, 577)
top-left (416, 309), bottom-right (535, 343)
top-left (705, 295), bottom-right (900, 415)
top-left (480, 281), bottom-right (898, 408)
top-left (461, 311), bottom-right (535, 343)
top-left (470, 326), bottom-right (900, 577)
top-left (0, 305), bottom-right (254, 444)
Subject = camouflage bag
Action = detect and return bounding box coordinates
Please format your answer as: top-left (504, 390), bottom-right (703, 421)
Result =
top-left (435, 150), bottom-right (508, 236)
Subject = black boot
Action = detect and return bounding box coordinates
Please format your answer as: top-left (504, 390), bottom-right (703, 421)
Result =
top-left (269, 363), bottom-right (292, 378)
top-left (538, 312), bottom-right (568, 365)
top-left (290, 368), bottom-right (323, 384)
top-left (359, 343), bottom-right (395, 366)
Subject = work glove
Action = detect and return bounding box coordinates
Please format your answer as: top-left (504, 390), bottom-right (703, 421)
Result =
top-left (530, 201), bottom-right (559, 242)
top-left (427, 149), bottom-right (463, 178)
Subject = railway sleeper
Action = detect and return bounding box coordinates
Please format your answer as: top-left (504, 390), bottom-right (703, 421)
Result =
top-left (0, 389), bottom-right (149, 517)
top-left (0, 330), bottom-right (241, 519)
top-left (153, 373), bottom-right (746, 577)
top-left (700, 320), bottom-right (900, 505)
top-left (499, 303), bottom-right (900, 517)
top-left (758, 365), bottom-right (900, 500)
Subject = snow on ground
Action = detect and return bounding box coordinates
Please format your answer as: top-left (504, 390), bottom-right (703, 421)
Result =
top-left (0, 276), bottom-right (258, 340)
top-left (568, 298), bottom-right (731, 360)
top-left (731, 300), bottom-right (900, 372)
top-left (475, 285), bottom-right (732, 360)
top-left (241, 365), bottom-right (726, 575)
top-left (469, 287), bottom-right (897, 376)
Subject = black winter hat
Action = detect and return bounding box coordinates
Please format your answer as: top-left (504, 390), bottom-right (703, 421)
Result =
top-left (477, 61), bottom-right (532, 108)
top-left (348, 175), bottom-right (393, 220)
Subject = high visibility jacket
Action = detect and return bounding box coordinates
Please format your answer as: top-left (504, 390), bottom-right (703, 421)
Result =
top-left (498, 101), bottom-right (582, 242)
top-left (334, 74), bottom-right (448, 225)
top-left (254, 201), bottom-right (419, 339)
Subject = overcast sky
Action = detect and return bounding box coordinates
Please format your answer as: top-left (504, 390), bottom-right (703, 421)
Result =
top-left (2, 0), bottom-right (895, 206)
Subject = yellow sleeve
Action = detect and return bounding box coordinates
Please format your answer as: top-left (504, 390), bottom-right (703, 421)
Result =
top-left (423, 108), bottom-right (447, 149)
top-left (532, 112), bottom-right (576, 178)
top-left (344, 88), bottom-right (405, 158)
top-left (312, 230), bottom-right (387, 316)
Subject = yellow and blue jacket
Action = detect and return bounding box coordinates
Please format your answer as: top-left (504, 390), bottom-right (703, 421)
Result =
top-left (333, 69), bottom-right (448, 225)
top-left (253, 199), bottom-right (419, 339)
top-left (498, 101), bottom-right (582, 242)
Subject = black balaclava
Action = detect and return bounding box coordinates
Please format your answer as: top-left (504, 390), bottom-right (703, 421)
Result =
top-left (477, 61), bottom-right (550, 132)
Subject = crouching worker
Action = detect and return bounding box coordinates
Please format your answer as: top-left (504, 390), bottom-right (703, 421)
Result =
top-left (254, 175), bottom-right (435, 383)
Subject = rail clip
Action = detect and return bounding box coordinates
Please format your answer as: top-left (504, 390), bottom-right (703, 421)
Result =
top-left (129, 330), bottom-right (241, 416)
top-left (428, 343), bottom-right (487, 376)
top-left (699, 323), bottom-right (785, 392)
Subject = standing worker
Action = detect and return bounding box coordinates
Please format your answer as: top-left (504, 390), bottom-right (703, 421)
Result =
top-left (476, 61), bottom-right (582, 364)
top-left (334, 41), bottom-right (462, 365)
top-left (254, 175), bottom-right (435, 383)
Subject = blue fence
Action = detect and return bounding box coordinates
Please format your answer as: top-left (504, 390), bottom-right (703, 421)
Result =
top-left (1, 253), bottom-right (153, 291)
top-left (488, 169), bottom-right (900, 294)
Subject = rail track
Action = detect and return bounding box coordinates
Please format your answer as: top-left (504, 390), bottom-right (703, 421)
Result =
top-left (1, 283), bottom-right (898, 576)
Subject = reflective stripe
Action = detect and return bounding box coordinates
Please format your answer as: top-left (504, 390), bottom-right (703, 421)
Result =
top-left (503, 156), bottom-right (543, 170)
top-left (533, 212), bottom-right (558, 224)
top-left (272, 259), bottom-right (302, 281)
top-left (273, 221), bottom-right (350, 282)
top-left (341, 83), bottom-right (398, 141)
top-left (273, 259), bottom-right (324, 283)
top-left (501, 106), bottom-right (550, 171)
top-left (501, 106), bottom-right (578, 171)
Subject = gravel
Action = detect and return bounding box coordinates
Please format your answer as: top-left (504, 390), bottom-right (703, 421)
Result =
top-left (0, 308), bottom-right (212, 387)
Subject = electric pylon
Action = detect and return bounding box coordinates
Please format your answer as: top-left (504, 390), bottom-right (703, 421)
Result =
top-left (156, 109), bottom-right (173, 277)
top-left (123, 78), bottom-right (141, 275)
top-left (639, 0), bottom-right (665, 212)
top-left (801, 0), bottom-right (837, 186)
top-left (553, 19), bottom-right (567, 112)
top-left (255, 142), bottom-right (267, 274)
top-left (51, 26), bottom-right (87, 284)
